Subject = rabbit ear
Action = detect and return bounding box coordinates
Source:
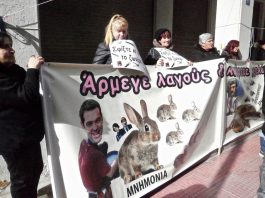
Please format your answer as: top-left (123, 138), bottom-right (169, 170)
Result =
top-left (175, 122), bottom-right (179, 130)
top-left (168, 94), bottom-right (173, 102)
top-left (140, 100), bottom-right (149, 118)
top-left (123, 103), bottom-right (142, 128)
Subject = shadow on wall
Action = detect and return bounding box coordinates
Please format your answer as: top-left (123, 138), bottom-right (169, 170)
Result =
top-left (5, 22), bottom-right (41, 54)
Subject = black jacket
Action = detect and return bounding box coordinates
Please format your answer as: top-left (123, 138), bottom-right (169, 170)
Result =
top-left (144, 48), bottom-right (161, 65)
top-left (0, 64), bottom-right (44, 153)
top-left (92, 42), bottom-right (111, 64)
top-left (221, 50), bottom-right (242, 61)
top-left (250, 47), bottom-right (265, 61)
top-left (190, 44), bottom-right (221, 62)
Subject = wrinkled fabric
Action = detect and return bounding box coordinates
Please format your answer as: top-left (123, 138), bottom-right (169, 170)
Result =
top-left (0, 64), bottom-right (44, 153)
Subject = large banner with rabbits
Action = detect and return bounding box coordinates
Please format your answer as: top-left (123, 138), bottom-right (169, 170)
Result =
top-left (41, 59), bottom-right (264, 198)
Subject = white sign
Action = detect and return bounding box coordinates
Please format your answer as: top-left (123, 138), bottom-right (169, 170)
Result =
top-left (110, 40), bottom-right (148, 75)
top-left (154, 48), bottom-right (189, 68)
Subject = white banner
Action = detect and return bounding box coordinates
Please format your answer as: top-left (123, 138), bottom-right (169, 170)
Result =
top-left (224, 60), bottom-right (264, 145)
top-left (40, 59), bottom-right (264, 198)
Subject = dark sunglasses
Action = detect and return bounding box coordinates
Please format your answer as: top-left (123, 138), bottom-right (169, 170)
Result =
top-left (0, 44), bottom-right (12, 49)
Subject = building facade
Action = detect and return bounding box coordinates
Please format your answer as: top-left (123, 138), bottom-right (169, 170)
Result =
top-left (2, 0), bottom-right (265, 65)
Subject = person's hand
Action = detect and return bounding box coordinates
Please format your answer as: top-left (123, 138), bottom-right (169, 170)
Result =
top-left (188, 60), bottom-right (193, 66)
top-left (27, 55), bottom-right (44, 69)
top-left (156, 58), bottom-right (164, 66)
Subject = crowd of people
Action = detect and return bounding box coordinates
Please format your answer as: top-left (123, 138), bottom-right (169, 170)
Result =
top-left (91, 14), bottom-right (250, 67)
top-left (1, 12), bottom-right (265, 198)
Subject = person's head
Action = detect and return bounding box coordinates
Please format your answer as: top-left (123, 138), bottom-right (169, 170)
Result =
top-left (0, 32), bottom-right (15, 66)
top-left (199, 33), bottom-right (214, 51)
top-left (224, 40), bottom-right (240, 54)
top-left (227, 78), bottom-right (237, 96)
top-left (154, 28), bottom-right (172, 48)
top-left (257, 40), bottom-right (265, 50)
top-left (121, 117), bottom-right (128, 127)
top-left (112, 123), bottom-right (120, 132)
top-left (79, 99), bottom-right (103, 144)
top-left (104, 14), bottom-right (129, 45)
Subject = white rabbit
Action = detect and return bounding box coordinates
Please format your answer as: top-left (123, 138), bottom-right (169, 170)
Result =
top-left (118, 100), bottom-right (163, 184)
top-left (182, 101), bottom-right (201, 122)
top-left (157, 94), bottom-right (177, 122)
top-left (166, 122), bottom-right (184, 146)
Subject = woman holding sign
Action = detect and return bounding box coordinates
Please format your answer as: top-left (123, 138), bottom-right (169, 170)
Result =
top-left (92, 14), bottom-right (129, 64)
top-left (144, 28), bottom-right (173, 66)
top-left (144, 28), bottom-right (188, 67)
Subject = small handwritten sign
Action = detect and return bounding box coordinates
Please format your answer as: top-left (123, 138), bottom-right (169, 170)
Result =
top-left (110, 40), bottom-right (148, 75)
top-left (154, 48), bottom-right (189, 68)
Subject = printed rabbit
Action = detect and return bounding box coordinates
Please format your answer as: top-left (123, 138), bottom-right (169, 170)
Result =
top-left (157, 94), bottom-right (177, 122)
top-left (118, 100), bottom-right (163, 184)
top-left (182, 102), bottom-right (201, 122)
top-left (226, 104), bottom-right (261, 133)
top-left (166, 122), bottom-right (183, 146)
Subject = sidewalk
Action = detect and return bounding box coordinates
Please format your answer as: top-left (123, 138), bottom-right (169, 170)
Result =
top-left (0, 132), bottom-right (262, 198)
top-left (0, 160), bottom-right (52, 198)
top-left (148, 132), bottom-right (262, 198)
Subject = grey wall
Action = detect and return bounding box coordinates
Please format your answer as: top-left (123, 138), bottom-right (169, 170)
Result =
top-left (1, 0), bottom-right (41, 67)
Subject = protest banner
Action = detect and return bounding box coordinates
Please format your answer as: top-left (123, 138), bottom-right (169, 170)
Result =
top-left (223, 60), bottom-right (264, 145)
top-left (40, 59), bottom-right (264, 198)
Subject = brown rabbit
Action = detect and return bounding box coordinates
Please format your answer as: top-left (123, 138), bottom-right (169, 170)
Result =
top-left (226, 104), bottom-right (261, 133)
top-left (118, 100), bottom-right (163, 184)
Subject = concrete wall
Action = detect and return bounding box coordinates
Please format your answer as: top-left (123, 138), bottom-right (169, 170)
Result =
top-left (0, 0), bottom-right (41, 67)
top-left (155, 0), bottom-right (173, 32)
top-left (215, 0), bottom-right (254, 59)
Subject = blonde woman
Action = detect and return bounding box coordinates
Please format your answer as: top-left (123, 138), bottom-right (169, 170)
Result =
top-left (92, 14), bottom-right (129, 64)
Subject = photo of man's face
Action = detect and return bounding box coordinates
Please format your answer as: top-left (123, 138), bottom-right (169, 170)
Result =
top-left (229, 83), bottom-right (237, 96)
top-left (113, 126), bottom-right (119, 132)
top-left (82, 107), bottom-right (103, 144)
top-left (121, 117), bottom-right (127, 127)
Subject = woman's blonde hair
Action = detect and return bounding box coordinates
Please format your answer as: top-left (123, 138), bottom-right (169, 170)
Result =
top-left (104, 14), bottom-right (128, 45)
